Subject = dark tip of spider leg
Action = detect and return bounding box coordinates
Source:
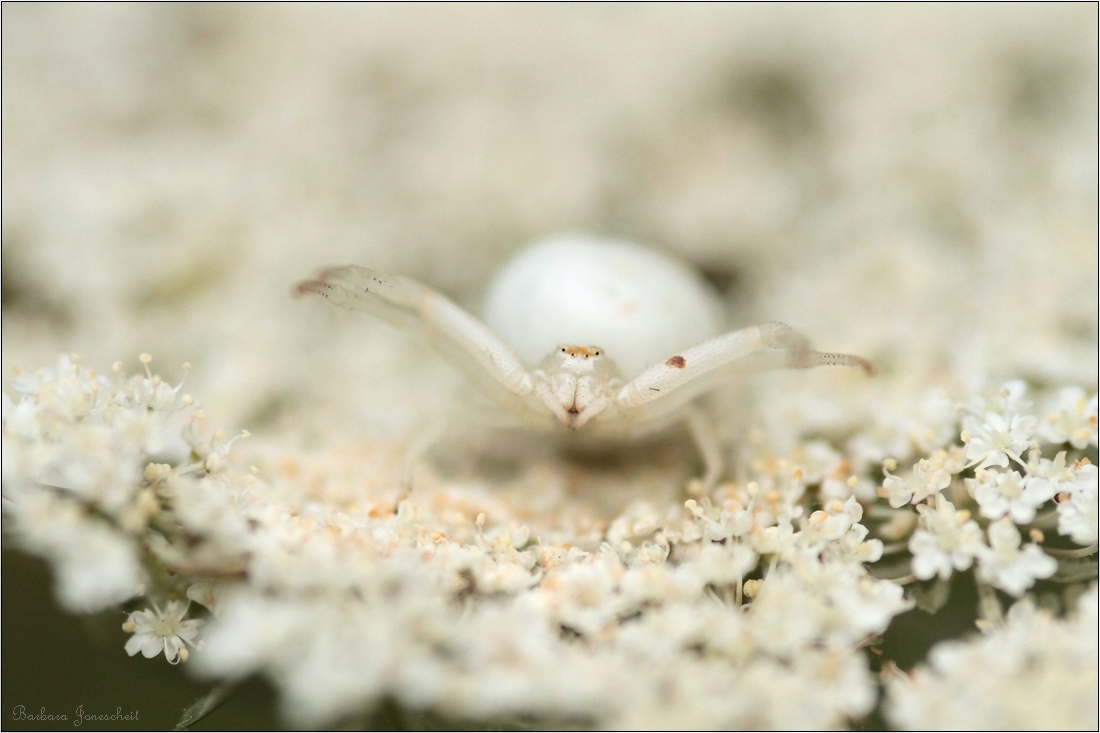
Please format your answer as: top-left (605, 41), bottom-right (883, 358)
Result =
top-left (292, 280), bottom-right (321, 298)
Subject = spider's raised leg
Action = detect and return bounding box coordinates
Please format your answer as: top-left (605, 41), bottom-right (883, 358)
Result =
top-left (615, 321), bottom-right (873, 425)
top-left (296, 266), bottom-right (544, 416)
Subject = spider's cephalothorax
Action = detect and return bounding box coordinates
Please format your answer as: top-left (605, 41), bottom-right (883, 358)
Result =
top-left (534, 345), bottom-right (624, 430)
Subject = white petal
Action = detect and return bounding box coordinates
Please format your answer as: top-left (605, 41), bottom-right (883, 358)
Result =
top-left (125, 633), bottom-right (150, 657)
top-left (164, 635), bottom-right (183, 663)
top-left (141, 635), bottom-right (165, 658)
top-left (177, 620), bottom-right (204, 643)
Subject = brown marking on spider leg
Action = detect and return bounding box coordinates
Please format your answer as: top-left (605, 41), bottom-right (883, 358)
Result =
top-left (666, 355), bottom-right (686, 368)
top-left (294, 267), bottom-right (349, 298)
top-left (855, 358), bottom-right (876, 377)
top-left (293, 279), bottom-right (330, 298)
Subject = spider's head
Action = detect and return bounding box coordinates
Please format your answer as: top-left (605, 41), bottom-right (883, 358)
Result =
top-left (536, 345), bottom-right (623, 430)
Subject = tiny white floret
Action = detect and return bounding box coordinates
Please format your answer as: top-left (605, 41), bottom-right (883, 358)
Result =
top-left (123, 599), bottom-right (203, 664)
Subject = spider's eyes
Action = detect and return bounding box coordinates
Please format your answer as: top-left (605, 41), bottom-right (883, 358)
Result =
top-left (559, 346), bottom-right (600, 358)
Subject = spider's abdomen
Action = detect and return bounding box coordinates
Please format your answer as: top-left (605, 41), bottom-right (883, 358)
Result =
top-left (482, 236), bottom-right (725, 379)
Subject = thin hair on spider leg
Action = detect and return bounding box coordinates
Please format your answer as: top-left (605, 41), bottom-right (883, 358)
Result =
top-left (813, 351), bottom-right (876, 376)
top-left (779, 347), bottom-right (875, 376)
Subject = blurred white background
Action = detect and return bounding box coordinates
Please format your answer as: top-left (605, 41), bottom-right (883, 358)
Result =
top-left (4, 4), bottom-right (1097, 441)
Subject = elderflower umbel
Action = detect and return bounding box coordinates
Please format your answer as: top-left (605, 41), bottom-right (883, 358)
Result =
top-left (908, 498), bottom-right (985, 581)
top-left (975, 518), bottom-right (1057, 597)
top-left (959, 383), bottom-right (1041, 469)
top-left (1021, 451), bottom-right (1084, 505)
top-left (1057, 481), bottom-right (1099, 545)
top-left (1039, 388), bottom-right (1099, 450)
top-left (966, 468), bottom-right (1048, 524)
top-left (961, 411), bottom-right (1037, 470)
top-left (123, 600), bottom-right (204, 664)
top-left (878, 453), bottom-right (953, 508)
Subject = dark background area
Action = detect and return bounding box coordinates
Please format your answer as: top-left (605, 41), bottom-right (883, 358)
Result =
top-left (3, 549), bottom-right (279, 731)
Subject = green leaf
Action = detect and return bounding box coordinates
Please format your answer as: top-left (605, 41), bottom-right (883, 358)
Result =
top-left (176, 682), bottom-right (237, 731)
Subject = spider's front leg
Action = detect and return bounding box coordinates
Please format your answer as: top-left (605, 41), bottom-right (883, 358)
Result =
top-left (297, 265), bottom-right (560, 498)
top-left (296, 265), bottom-right (546, 416)
top-left (617, 321), bottom-right (872, 420)
top-left (614, 321), bottom-right (872, 490)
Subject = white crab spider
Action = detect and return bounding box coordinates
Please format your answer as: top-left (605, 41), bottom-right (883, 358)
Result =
top-left (298, 235), bottom-right (872, 491)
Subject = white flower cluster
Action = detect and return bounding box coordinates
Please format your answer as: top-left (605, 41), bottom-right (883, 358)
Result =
top-left (3, 361), bottom-right (1097, 729)
top-left (870, 381), bottom-right (1098, 597)
top-left (3, 354), bottom-right (191, 611)
top-left (886, 586), bottom-right (1098, 730)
